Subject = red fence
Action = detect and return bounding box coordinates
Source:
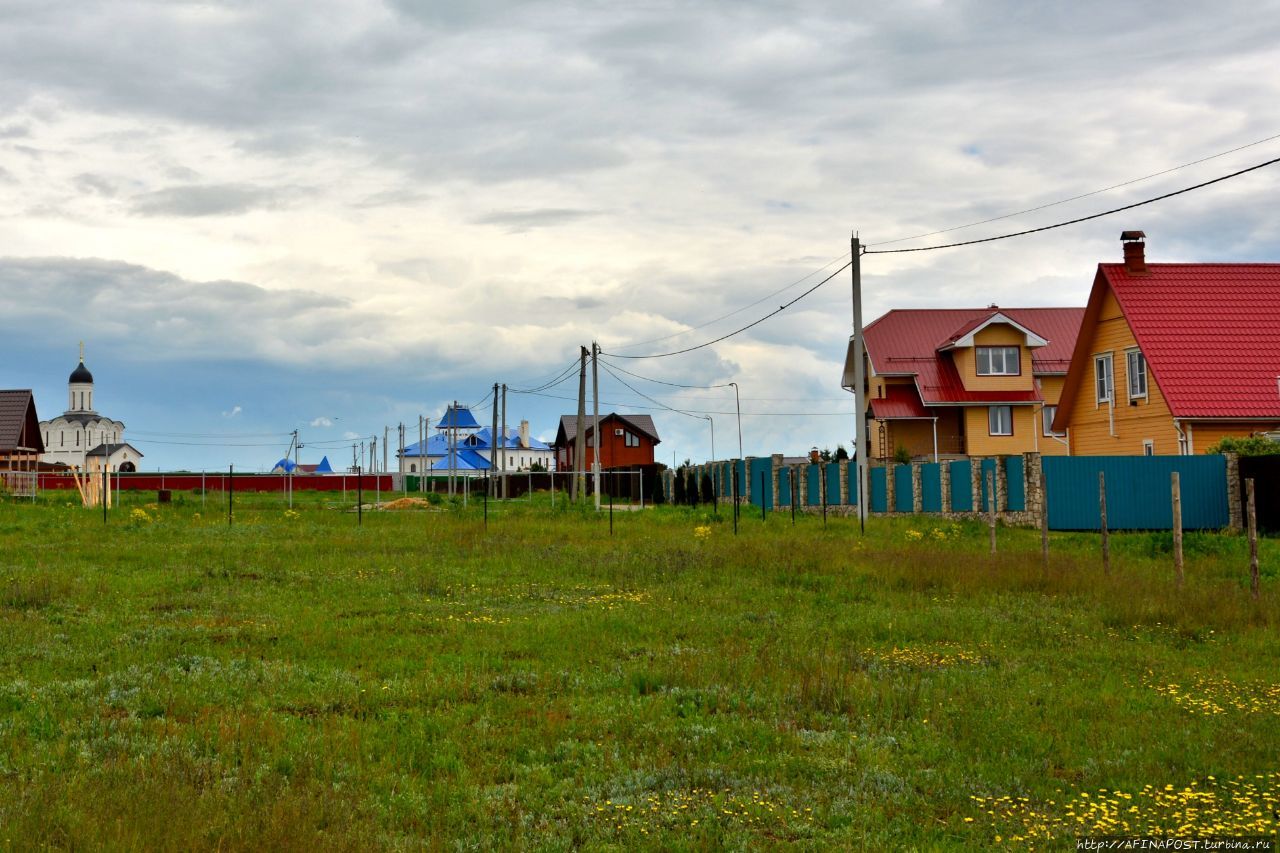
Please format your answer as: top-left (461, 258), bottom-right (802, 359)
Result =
top-left (36, 472), bottom-right (393, 493)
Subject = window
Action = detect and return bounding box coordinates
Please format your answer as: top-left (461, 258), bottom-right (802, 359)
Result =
top-left (1143, 439), bottom-right (1154, 456)
top-left (977, 346), bottom-right (1020, 376)
top-left (409, 464), bottom-right (416, 473)
top-left (1094, 354), bottom-right (1114, 403)
top-left (624, 431), bottom-right (639, 448)
top-left (1042, 405), bottom-right (1065, 436)
top-left (988, 406), bottom-right (1013, 436)
top-left (1126, 349), bottom-right (1147, 400)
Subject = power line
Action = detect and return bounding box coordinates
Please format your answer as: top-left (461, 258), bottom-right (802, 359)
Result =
top-left (597, 357), bottom-right (736, 390)
top-left (601, 261), bottom-right (852, 360)
top-left (607, 252), bottom-right (851, 351)
top-left (598, 361), bottom-right (705, 421)
top-left (508, 357), bottom-right (581, 394)
top-left (515, 387), bottom-right (850, 417)
top-left (866, 154), bottom-right (1280, 255)
top-left (868, 130), bottom-right (1280, 248)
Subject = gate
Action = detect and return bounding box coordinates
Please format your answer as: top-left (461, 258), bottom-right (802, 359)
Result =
top-left (1043, 455), bottom-right (1229, 531)
top-left (1239, 455), bottom-right (1280, 535)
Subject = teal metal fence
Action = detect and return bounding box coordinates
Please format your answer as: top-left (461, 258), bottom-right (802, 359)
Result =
top-left (949, 460), bottom-right (973, 512)
top-left (921, 463), bottom-right (942, 512)
top-left (1004, 456), bottom-right (1026, 512)
top-left (870, 467), bottom-right (887, 512)
top-left (1043, 455), bottom-right (1228, 530)
top-left (894, 464), bottom-right (913, 512)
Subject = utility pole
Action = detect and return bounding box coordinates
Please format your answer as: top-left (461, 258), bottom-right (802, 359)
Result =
top-left (491, 382), bottom-right (500, 499)
top-left (501, 383), bottom-right (508, 499)
top-left (729, 382), bottom-right (742, 460)
top-left (383, 426), bottom-right (388, 474)
top-left (399, 422), bottom-right (405, 496)
top-left (418, 416), bottom-right (424, 492)
top-left (851, 232), bottom-right (869, 533)
top-left (592, 341), bottom-right (601, 511)
top-left (574, 345), bottom-right (588, 502)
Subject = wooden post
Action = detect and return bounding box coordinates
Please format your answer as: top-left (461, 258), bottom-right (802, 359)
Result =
top-left (760, 471), bottom-right (766, 522)
top-left (821, 464), bottom-right (828, 525)
top-left (1172, 471), bottom-right (1183, 587)
top-left (228, 464), bottom-right (234, 526)
top-left (1040, 474), bottom-right (1050, 572)
top-left (1099, 471), bottom-right (1109, 575)
top-left (732, 464), bottom-right (738, 536)
top-left (1247, 478), bottom-right (1259, 600)
top-left (790, 468), bottom-right (796, 525)
top-left (987, 469), bottom-right (997, 555)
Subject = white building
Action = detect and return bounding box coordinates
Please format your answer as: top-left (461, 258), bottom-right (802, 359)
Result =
top-left (398, 418), bottom-right (555, 476)
top-left (39, 348), bottom-right (137, 471)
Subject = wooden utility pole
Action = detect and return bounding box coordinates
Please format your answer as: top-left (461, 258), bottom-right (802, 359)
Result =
top-left (987, 469), bottom-right (997, 554)
top-left (383, 426), bottom-right (389, 474)
top-left (574, 345), bottom-right (588, 501)
top-left (418, 416), bottom-right (424, 492)
top-left (1247, 478), bottom-right (1260, 600)
top-left (1172, 471), bottom-right (1184, 587)
top-left (1100, 471), bottom-right (1110, 574)
top-left (592, 341), bottom-right (601, 511)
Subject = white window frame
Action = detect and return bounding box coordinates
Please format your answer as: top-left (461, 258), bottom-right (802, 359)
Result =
top-left (1126, 348), bottom-right (1148, 401)
top-left (976, 346), bottom-right (1020, 376)
top-left (1142, 439), bottom-right (1154, 456)
top-left (988, 405), bottom-right (1013, 436)
top-left (1042, 405), bottom-right (1065, 437)
top-left (1094, 353), bottom-right (1114, 404)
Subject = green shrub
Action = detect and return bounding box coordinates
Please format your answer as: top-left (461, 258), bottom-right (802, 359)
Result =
top-left (893, 446), bottom-right (912, 465)
top-left (1205, 435), bottom-right (1280, 456)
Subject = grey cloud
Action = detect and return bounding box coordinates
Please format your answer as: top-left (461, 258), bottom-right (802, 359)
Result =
top-left (0, 123), bottom-right (29, 138)
top-left (74, 173), bottom-right (117, 197)
top-left (130, 183), bottom-right (285, 217)
top-left (472, 208), bottom-right (601, 232)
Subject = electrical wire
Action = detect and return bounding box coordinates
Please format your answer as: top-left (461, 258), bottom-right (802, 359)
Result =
top-left (868, 131), bottom-right (1280, 248)
top-left (601, 261), bottom-right (851, 360)
top-left (508, 357), bottom-right (582, 394)
top-left (514, 387), bottom-right (850, 417)
top-left (607, 252), bottom-right (851, 351)
top-left (598, 361), bottom-right (705, 421)
top-left (597, 357), bottom-right (736, 390)
top-left (865, 154), bottom-right (1280, 254)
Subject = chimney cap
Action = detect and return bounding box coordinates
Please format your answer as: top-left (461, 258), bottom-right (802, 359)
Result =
top-left (1120, 230), bottom-right (1146, 242)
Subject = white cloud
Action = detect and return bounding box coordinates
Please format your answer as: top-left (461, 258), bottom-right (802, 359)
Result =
top-left (222, 405), bottom-right (242, 418)
top-left (310, 416), bottom-right (333, 427)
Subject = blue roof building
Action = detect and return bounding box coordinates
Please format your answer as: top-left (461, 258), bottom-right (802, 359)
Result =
top-left (398, 419), bottom-right (554, 476)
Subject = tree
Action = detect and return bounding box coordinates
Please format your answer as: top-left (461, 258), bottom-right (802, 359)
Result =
top-left (1206, 435), bottom-right (1280, 456)
top-left (819, 447), bottom-right (833, 463)
top-left (671, 467), bottom-right (687, 505)
top-left (893, 445), bottom-right (911, 465)
top-left (529, 461), bottom-right (547, 472)
top-left (700, 473), bottom-right (715, 504)
top-left (834, 445), bottom-right (850, 461)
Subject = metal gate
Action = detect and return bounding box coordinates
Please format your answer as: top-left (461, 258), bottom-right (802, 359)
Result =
top-left (1239, 455), bottom-right (1280, 535)
top-left (1043, 455), bottom-right (1229, 531)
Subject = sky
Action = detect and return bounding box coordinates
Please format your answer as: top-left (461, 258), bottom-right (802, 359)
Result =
top-left (3, 0), bottom-right (1280, 471)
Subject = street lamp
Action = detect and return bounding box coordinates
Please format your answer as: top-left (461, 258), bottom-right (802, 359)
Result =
top-left (728, 382), bottom-right (742, 460)
top-left (702, 415), bottom-right (715, 462)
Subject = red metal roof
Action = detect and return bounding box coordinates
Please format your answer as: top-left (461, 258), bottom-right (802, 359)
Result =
top-left (1099, 263), bottom-right (1280, 418)
top-left (869, 385), bottom-right (930, 419)
top-left (859, 307), bottom-right (1083, 405)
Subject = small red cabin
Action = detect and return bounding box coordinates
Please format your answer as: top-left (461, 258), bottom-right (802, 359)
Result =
top-left (553, 413), bottom-right (660, 471)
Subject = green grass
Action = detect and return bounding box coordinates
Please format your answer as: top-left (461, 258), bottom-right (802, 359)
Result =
top-left (0, 489), bottom-right (1277, 849)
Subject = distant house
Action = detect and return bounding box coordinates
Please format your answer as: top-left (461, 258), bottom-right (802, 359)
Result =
top-left (0, 389), bottom-right (44, 470)
top-left (843, 305), bottom-right (1084, 460)
top-left (398, 418), bottom-right (554, 476)
top-left (553, 413), bottom-right (660, 471)
top-left (272, 456), bottom-right (334, 474)
top-left (85, 442), bottom-right (144, 473)
top-left (1052, 232), bottom-right (1280, 454)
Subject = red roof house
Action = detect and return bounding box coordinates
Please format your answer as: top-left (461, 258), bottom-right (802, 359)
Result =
top-left (843, 306), bottom-right (1084, 459)
top-left (1053, 232), bottom-right (1280, 454)
top-left (553, 413), bottom-right (660, 471)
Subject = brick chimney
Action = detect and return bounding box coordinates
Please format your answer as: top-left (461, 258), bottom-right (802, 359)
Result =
top-left (1121, 230), bottom-right (1147, 274)
top-left (519, 419), bottom-right (530, 449)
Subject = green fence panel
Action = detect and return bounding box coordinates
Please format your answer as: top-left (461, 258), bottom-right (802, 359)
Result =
top-left (779, 466), bottom-right (792, 507)
top-left (870, 467), bottom-right (887, 512)
top-left (1004, 456), bottom-right (1026, 511)
top-left (826, 463), bottom-right (843, 506)
top-left (949, 460), bottom-right (972, 512)
top-left (749, 458), bottom-right (773, 510)
top-left (920, 463), bottom-right (942, 512)
top-left (979, 458), bottom-right (998, 511)
top-left (894, 464), bottom-right (913, 512)
top-left (1043, 455), bottom-right (1228, 530)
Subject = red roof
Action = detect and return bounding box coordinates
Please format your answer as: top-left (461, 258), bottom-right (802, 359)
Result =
top-left (869, 385), bottom-right (930, 419)
top-left (855, 307), bottom-right (1084, 405)
top-left (1097, 263), bottom-right (1280, 418)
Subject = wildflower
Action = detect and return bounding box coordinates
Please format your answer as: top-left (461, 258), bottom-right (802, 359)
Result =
top-left (693, 525), bottom-right (712, 540)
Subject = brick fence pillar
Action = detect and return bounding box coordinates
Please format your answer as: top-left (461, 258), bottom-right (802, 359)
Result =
top-left (940, 460), bottom-right (952, 513)
top-left (771, 453), bottom-right (782, 510)
top-left (839, 461), bottom-right (849, 506)
top-left (912, 462), bottom-right (923, 513)
top-left (1225, 451), bottom-right (1242, 532)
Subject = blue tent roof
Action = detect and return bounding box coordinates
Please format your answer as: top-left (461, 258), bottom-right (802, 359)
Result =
top-left (272, 457), bottom-right (297, 473)
top-left (314, 455), bottom-right (333, 473)
top-left (400, 427), bottom-right (551, 457)
top-left (436, 404), bottom-right (481, 430)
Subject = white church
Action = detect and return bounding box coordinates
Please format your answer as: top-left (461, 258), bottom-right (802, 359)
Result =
top-left (39, 347), bottom-right (141, 472)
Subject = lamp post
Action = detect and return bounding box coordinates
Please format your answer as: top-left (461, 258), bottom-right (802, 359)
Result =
top-left (703, 415), bottom-right (715, 462)
top-left (728, 382), bottom-right (742, 459)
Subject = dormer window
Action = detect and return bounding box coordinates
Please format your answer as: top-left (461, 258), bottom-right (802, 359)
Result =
top-left (976, 346), bottom-right (1020, 376)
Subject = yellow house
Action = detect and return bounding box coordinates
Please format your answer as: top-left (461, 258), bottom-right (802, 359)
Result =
top-left (1053, 232), bottom-right (1280, 453)
top-left (842, 306), bottom-right (1084, 460)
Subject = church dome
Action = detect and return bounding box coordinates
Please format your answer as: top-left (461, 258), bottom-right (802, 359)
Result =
top-left (69, 361), bottom-right (94, 384)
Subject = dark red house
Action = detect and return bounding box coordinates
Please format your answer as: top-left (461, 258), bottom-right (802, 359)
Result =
top-left (553, 413), bottom-right (660, 471)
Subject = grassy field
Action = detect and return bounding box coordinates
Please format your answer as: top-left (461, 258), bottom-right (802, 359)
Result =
top-left (0, 488), bottom-right (1277, 849)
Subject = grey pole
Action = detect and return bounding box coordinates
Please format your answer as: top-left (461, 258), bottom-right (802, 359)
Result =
top-left (501, 384), bottom-right (508, 499)
top-left (729, 382), bottom-right (742, 461)
top-left (383, 426), bottom-right (389, 474)
top-left (574, 346), bottom-right (587, 502)
top-left (418, 416), bottom-right (424, 493)
top-left (851, 233), bottom-right (869, 533)
top-left (592, 341), bottom-right (601, 511)
top-left (491, 382), bottom-right (500, 499)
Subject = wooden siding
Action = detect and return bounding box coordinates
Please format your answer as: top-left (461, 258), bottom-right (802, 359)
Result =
top-left (1186, 421), bottom-right (1280, 454)
top-left (963, 404), bottom-right (1039, 456)
top-left (1065, 287), bottom-right (1183, 455)
top-left (1037, 375), bottom-right (1070, 456)
top-left (954, 325), bottom-right (1036, 392)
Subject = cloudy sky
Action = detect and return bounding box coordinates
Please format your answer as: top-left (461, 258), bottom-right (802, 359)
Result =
top-left (3, 0), bottom-right (1279, 471)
